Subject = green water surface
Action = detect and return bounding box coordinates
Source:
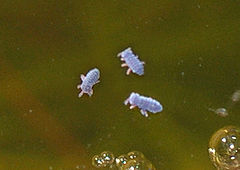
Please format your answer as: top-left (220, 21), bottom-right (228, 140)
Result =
top-left (0, 0), bottom-right (240, 169)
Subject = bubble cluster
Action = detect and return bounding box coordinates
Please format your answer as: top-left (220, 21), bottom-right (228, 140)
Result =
top-left (208, 126), bottom-right (240, 169)
top-left (92, 151), bottom-right (115, 168)
top-left (92, 151), bottom-right (155, 169)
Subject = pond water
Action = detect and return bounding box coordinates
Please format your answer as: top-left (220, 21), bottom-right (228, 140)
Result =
top-left (0, 0), bottom-right (240, 169)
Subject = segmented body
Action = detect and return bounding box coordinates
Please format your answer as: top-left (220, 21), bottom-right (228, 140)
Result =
top-left (117, 48), bottom-right (144, 76)
top-left (124, 92), bottom-right (163, 117)
top-left (77, 68), bottom-right (100, 97)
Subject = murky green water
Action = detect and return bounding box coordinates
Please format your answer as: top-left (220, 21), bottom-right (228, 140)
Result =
top-left (0, 0), bottom-right (240, 169)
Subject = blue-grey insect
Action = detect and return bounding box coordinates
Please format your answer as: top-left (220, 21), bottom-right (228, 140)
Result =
top-left (124, 92), bottom-right (163, 117)
top-left (117, 47), bottom-right (145, 75)
top-left (77, 68), bottom-right (100, 97)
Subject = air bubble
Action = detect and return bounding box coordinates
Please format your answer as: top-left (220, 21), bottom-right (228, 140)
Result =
top-left (127, 151), bottom-right (145, 160)
top-left (92, 155), bottom-right (105, 168)
top-left (115, 154), bottom-right (129, 169)
top-left (123, 159), bottom-right (156, 170)
top-left (101, 151), bottom-right (115, 165)
top-left (208, 126), bottom-right (240, 169)
top-left (92, 151), bottom-right (116, 168)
